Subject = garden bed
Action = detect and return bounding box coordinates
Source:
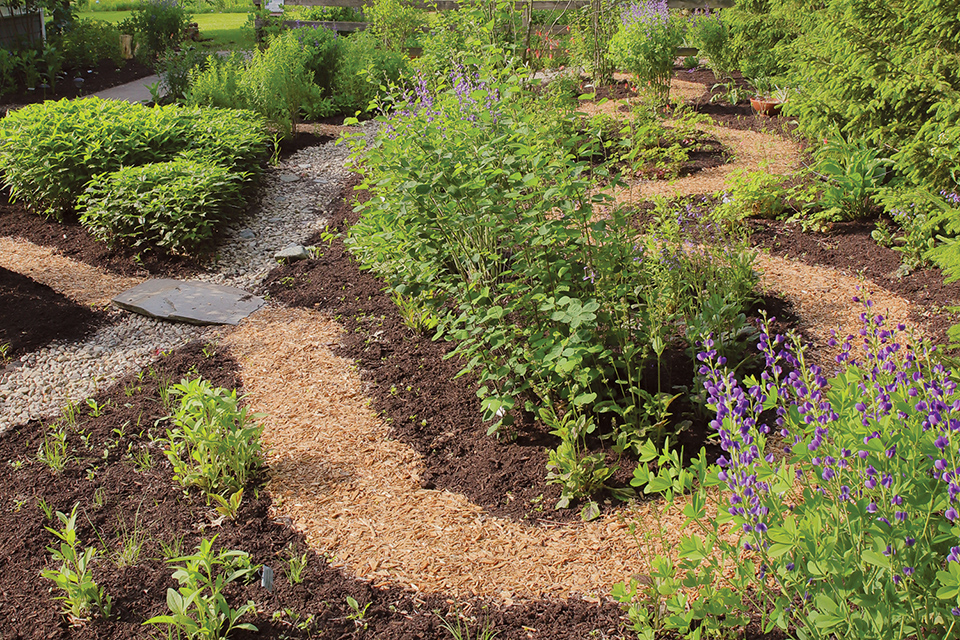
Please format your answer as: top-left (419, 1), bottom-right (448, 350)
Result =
top-left (0, 66), bottom-right (956, 638)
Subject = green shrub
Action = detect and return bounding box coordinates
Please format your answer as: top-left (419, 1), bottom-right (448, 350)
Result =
top-left (292, 24), bottom-right (340, 99)
top-left (347, 66), bottom-right (757, 445)
top-left (78, 158), bottom-right (247, 254)
top-left (186, 51), bottom-right (245, 108)
top-left (608, 0), bottom-right (686, 104)
top-left (332, 31), bottom-right (405, 114)
top-left (155, 44), bottom-right (208, 102)
top-left (364, 0), bottom-right (426, 51)
top-left (132, 0), bottom-right (192, 58)
top-left (686, 9), bottom-right (736, 80)
top-left (50, 18), bottom-right (123, 69)
top-left (0, 98), bottom-right (267, 220)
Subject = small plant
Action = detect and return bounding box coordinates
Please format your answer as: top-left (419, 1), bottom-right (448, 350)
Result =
top-left (130, 445), bottom-right (154, 471)
top-left (113, 508), bottom-right (148, 568)
top-left (85, 397), bottom-right (110, 418)
top-left (37, 424), bottom-right (70, 473)
top-left (345, 595), bottom-right (370, 628)
top-left (159, 534), bottom-right (185, 561)
top-left (0, 341), bottom-right (10, 363)
top-left (281, 543), bottom-right (308, 585)
top-left (391, 290), bottom-right (440, 334)
top-left (145, 536), bottom-right (259, 638)
top-left (60, 400), bottom-right (80, 430)
top-left (210, 488), bottom-right (244, 520)
top-left (159, 377), bottom-right (264, 502)
top-left (40, 504), bottom-right (113, 622)
top-left (542, 407), bottom-right (622, 521)
top-left (438, 607), bottom-right (500, 640)
top-left (92, 487), bottom-right (107, 509)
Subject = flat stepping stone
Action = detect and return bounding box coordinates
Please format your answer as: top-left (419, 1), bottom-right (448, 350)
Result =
top-left (112, 279), bottom-right (264, 325)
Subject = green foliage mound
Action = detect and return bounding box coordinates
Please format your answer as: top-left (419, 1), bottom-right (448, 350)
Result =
top-left (79, 158), bottom-right (247, 254)
top-left (0, 98), bottom-right (267, 222)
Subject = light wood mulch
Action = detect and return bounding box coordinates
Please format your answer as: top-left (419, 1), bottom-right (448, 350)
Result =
top-left (221, 306), bottom-right (717, 599)
top-left (0, 236), bottom-right (142, 307)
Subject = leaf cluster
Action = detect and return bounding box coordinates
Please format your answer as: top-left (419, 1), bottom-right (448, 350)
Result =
top-left (40, 505), bottom-right (113, 622)
top-left (145, 535), bottom-right (259, 639)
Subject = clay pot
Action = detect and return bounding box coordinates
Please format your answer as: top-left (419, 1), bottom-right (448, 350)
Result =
top-left (750, 97), bottom-right (782, 116)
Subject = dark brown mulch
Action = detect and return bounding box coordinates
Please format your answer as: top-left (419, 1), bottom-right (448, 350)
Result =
top-left (750, 218), bottom-right (960, 347)
top-left (0, 341), bottom-right (626, 639)
top-left (0, 58), bottom-right (155, 114)
top-left (0, 266), bottom-right (104, 360)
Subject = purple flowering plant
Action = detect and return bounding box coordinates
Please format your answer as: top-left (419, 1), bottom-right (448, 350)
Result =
top-left (676, 303), bottom-right (960, 638)
top-left (608, 0), bottom-right (686, 104)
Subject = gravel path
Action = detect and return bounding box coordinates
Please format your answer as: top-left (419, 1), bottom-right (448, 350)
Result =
top-left (0, 129), bottom-right (367, 434)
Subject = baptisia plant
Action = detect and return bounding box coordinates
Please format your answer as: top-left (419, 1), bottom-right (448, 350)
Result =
top-left (608, 0), bottom-right (686, 105)
top-left (620, 304), bottom-right (960, 638)
top-left (693, 303), bottom-right (960, 638)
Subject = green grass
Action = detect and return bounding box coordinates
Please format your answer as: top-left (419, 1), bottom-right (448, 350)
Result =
top-left (77, 11), bottom-right (254, 50)
top-left (78, 0), bottom-right (250, 13)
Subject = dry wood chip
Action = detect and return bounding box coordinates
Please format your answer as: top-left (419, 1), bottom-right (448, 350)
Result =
top-left (0, 236), bottom-right (142, 307)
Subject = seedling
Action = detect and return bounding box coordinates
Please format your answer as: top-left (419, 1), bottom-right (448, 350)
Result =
top-left (40, 504), bottom-right (113, 621)
top-left (281, 543), bottom-right (309, 585)
top-left (37, 425), bottom-right (70, 473)
top-left (345, 596), bottom-right (370, 627)
top-left (85, 398), bottom-right (110, 418)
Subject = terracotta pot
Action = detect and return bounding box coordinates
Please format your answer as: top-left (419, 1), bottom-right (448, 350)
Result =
top-left (750, 97), bottom-right (782, 116)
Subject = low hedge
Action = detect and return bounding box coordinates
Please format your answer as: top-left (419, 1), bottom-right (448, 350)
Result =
top-left (78, 157), bottom-right (248, 255)
top-left (0, 98), bottom-right (267, 221)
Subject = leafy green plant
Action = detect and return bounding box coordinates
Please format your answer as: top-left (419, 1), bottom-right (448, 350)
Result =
top-left (0, 341), bottom-right (10, 363)
top-left (210, 487), bottom-right (244, 520)
top-left (156, 44), bottom-right (208, 103)
top-left (365, 0), bottom-right (426, 51)
top-left (281, 543), bottom-right (308, 585)
top-left (542, 407), bottom-right (623, 521)
top-left (132, 0), bottom-right (192, 58)
top-left (621, 308), bottom-right (960, 639)
top-left (0, 98), bottom-right (266, 221)
top-left (347, 64), bottom-right (757, 457)
top-left (687, 9), bottom-right (736, 80)
top-left (332, 30), bottom-right (406, 115)
top-left (345, 595), bottom-right (370, 627)
top-left (145, 536), bottom-right (258, 639)
top-left (608, 0), bottom-right (686, 104)
top-left (801, 131), bottom-right (891, 227)
top-left (159, 377), bottom-right (264, 501)
top-left (40, 504), bottom-right (113, 622)
top-left (37, 424), bottom-right (70, 473)
top-left (79, 158), bottom-right (248, 255)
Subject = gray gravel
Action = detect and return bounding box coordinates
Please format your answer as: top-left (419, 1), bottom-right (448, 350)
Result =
top-left (0, 127), bottom-right (371, 434)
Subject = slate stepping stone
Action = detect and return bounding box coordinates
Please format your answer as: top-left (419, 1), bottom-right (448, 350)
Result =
top-left (113, 279), bottom-right (265, 325)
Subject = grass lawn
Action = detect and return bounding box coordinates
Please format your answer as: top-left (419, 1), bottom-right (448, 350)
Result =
top-left (77, 11), bottom-right (254, 50)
